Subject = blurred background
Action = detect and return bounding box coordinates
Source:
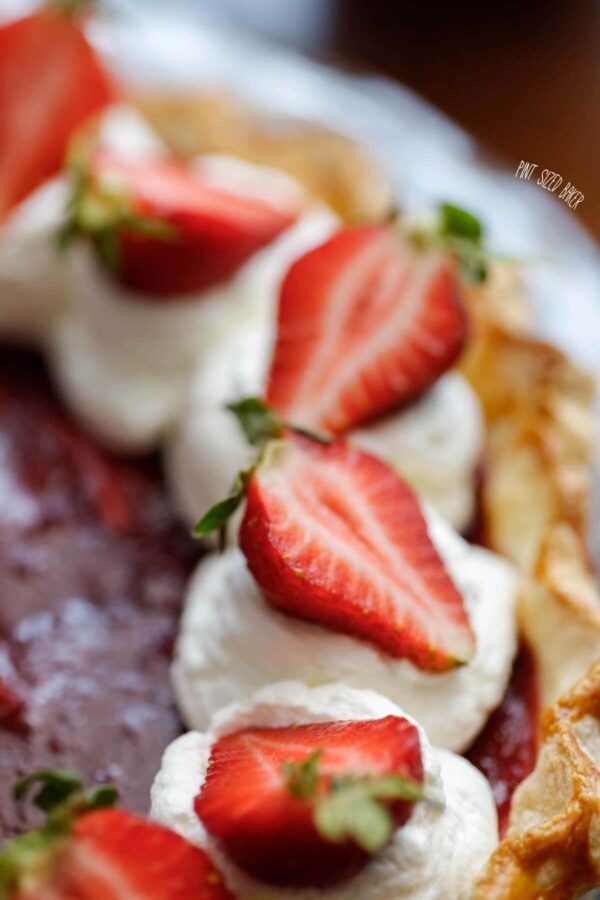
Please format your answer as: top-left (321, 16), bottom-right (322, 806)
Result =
top-left (158, 0), bottom-right (599, 240)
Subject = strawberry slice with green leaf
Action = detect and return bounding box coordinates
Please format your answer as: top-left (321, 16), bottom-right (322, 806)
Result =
top-left (266, 224), bottom-right (467, 434)
top-left (1, 769), bottom-right (234, 899)
top-left (195, 400), bottom-right (475, 671)
top-left (412, 202), bottom-right (489, 284)
top-left (59, 149), bottom-right (298, 297)
top-left (195, 715), bottom-right (424, 888)
top-left (0, 1), bottom-right (115, 220)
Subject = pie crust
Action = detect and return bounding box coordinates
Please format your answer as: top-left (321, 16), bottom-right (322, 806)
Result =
top-left (136, 91), bottom-right (394, 223)
top-left (461, 267), bottom-right (600, 708)
top-left (473, 658), bottom-right (600, 898)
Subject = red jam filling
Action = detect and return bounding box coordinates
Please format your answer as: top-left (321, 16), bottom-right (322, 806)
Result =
top-left (0, 349), bottom-right (198, 837)
top-left (466, 643), bottom-right (539, 835)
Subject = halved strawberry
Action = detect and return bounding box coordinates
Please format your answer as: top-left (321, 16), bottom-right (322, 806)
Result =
top-left (61, 149), bottom-right (298, 296)
top-left (2, 770), bottom-right (234, 899)
top-left (239, 433), bottom-right (475, 670)
top-left (24, 809), bottom-right (235, 899)
top-left (266, 225), bottom-right (467, 433)
top-left (0, 2), bottom-right (115, 220)
top-left (195, 715), bottom-right (423, 888)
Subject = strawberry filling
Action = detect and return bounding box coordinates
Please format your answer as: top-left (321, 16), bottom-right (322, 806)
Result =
top-left (467, 643), bottom-right (540, 835)
top-left (196, 716), bottom-right (423, 888)
top-left (0, 349), bottom-right (197, 838)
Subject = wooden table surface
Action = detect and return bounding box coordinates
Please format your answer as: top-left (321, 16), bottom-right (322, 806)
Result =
top-left (213, 0), bottom-right (599, 241)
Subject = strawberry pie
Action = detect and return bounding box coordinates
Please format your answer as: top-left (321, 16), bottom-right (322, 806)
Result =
top-left (1, 3), bottom-right (600, 898)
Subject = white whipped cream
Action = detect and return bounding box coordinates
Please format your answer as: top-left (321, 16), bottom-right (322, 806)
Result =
top-left (151, 681), bottom-right (498, 900)
top-left (0, 177), bottom-right (70, 343)
top-left (49, 153), bottom-right (337, 452)
top-left (167, 320), bottom-right (484, 532)
top-left (172, 506), bottom-right (517, 752)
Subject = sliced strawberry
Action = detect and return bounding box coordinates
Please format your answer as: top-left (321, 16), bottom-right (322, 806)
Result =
top-left (266, 225), bottom-right (467, 433)
top-left (0, 3), bottom-right (115, 220)
top-left (65, 149), bottom-right (298, 296)
top-left (239, 434), bottom-right (475, 670)
top-left (195, 715), bottom-right (423, 888)
top-left (4, 771), bottom-right (235, 900)
top-left (22, 809), bottom-right (235, 900)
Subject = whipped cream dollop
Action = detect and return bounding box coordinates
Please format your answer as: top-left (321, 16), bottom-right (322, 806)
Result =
top-left (167, 319), bottom-right (485, 533)
top-left (151, 681), bottom-right (498, 900)
top-left (49, 146), bottom-right (338, 452)
top-left (172, 506), bottom-right (517, 752)
top-left (0, 178), bottom-right (70, 343)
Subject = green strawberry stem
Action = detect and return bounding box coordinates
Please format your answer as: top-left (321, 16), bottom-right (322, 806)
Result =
top-left (57, 153), bottom-right (176, 274)
top-left (193, 398), bottom-right (332, 546)
top-left (226, 398), bottom-right (284, 446)
top-left (282, 752), bottom-right (424, 855)
top-left (407, 202), bottom-right (489, 284)
top-left (282, 749), bottom-right (322, 799)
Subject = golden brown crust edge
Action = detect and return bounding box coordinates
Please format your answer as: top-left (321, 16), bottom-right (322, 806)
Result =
top-left (463, 269), bottom-right (600, 897)
top-left (135, 91), bottom-right (393, 223)
top-left (473, 660), bottom-right (600, 899)
top-left (461, 267), bottom-right (600, 709)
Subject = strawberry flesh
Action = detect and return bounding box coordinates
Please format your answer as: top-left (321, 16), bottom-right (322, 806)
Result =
top-left (0, 5), bottom-right (115, 220)
top-left (87, 151), bottom-right (298, 296)
top-left (266, 225), bottom-right (467, 432)
top-left (17, 808), bottom-right (235, 899)
top-left (196, 716), bottom-right (423, 888)
top-left (240, 434), bottom-right (475, 670)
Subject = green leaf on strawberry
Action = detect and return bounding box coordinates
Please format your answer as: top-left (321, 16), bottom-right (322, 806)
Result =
top-left (193, 465), bottom-right (254, 550)
top-left (226, 397), bottom-right (284, 446)
top-left (316, 773), bottom-right (424, 853)
top-left (282, 749), bottom-right (322, 799)
top-left (407, 202), bottom-right (488, 284)
top-left (58, 151), bottom-right (176, 273)
top-left (282, 752), bottom-right (424, 854)
top-left (193, 398), bottom-right (332, 547)
top-left (439, 203), bottom-right (483, 243)
top-left (13, 769), bottom-right (83, 812)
